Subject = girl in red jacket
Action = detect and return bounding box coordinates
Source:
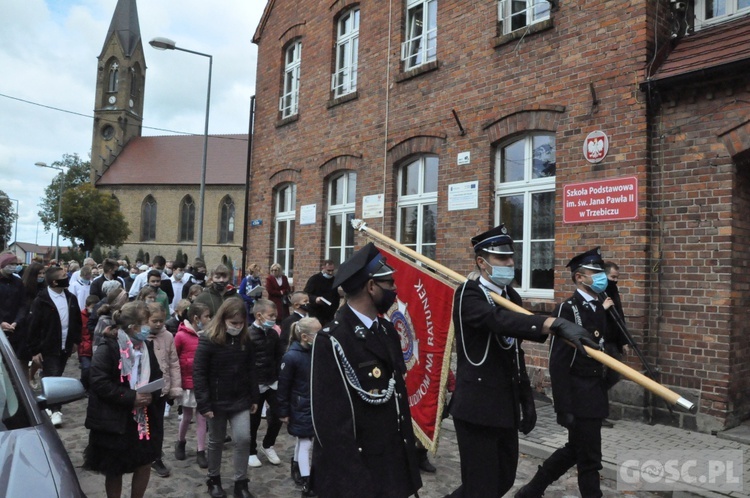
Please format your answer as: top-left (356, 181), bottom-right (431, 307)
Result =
top-left (174, 302), bottom-right (211, 468)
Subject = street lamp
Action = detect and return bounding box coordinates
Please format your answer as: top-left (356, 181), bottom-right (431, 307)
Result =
top-left (36, 161), bottom-right (65, 261)
top-left (149, 36), bottom-right (212, 259)
top-left (0, 194), bottom-right (19, 246)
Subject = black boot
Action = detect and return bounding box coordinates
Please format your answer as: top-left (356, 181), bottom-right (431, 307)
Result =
top-left (291, 458), bottom-right (303, 485)
top-left (197, 450), bottom-right (208, 468)
top-left (174, 440), bottom-right (186, 460)
top-left (207, 476), bottom-right (227, 498)
top-left (301, 476), bottom-right (317, 497)
top-left (514, 465), bottom-right (554, 498)
top-left (417, 447), bottom-right (436, 473)
top-left (233, 478), bottom-right (255, 498)
top-left (151, 458), bottom-right (170, 477)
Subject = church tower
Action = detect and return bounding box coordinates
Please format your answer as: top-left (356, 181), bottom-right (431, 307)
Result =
top-left (91, 0), bottom-right (145, 184)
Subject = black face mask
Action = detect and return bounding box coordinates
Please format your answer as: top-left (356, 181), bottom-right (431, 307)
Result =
top-left (299, 303), bottom-right (310, 312)
top-left (373, 282), bottom-right (397, 315)
top-left (213, 281), bottom-right (228, 292)
top-left (193, 272), bottom-right (206, 282)
top-left (54, 277), bottom-right (70, 289)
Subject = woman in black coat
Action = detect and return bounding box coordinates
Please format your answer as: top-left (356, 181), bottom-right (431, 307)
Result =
top-left (84, 301), bottom-right (163, 498)
top-left (277, 317), bottom-right (321, 495)
top-left (192, 297), bottom-right (260, 498)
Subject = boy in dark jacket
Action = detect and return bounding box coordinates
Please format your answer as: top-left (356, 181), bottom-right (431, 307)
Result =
top-left (79, 294), bottom-right (99, 391)
top-left (28, 266), bottom-right (82, 427)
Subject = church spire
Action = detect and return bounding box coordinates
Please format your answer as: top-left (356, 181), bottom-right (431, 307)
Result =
top-left (101, 0), bottom-right (141, 58)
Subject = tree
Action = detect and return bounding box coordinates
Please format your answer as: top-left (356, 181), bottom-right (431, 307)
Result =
top-left (38, 154), bottom-right (91, 233)
top-left (59, 184), bottom-right (130, 252)
top-left (0, 191), bottom-right (17, 251)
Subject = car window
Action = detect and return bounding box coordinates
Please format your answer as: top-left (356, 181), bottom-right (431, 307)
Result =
top-left (0, 353), bottom-right (31, 430)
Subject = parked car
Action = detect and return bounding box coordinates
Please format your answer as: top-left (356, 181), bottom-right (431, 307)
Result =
top-left (0, 331), bottom-right (86, 497)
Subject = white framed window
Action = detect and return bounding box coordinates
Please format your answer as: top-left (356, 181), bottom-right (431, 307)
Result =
top-left (495, 134), bottom-right (556, 298)
top-left (108, 61), bottom-right (119, 93)
top-left (219, 195), bottom-right (235, 244)
top-left (397, 156), bottom-right (438, 259)
top-left (275, 183), bottom-right (296, 277)
top-left (498, 0), bottom-right (551, 35)
top-left (401, 0), bottom-right (438, 70)
top-left (332, 8), bottom-right (360, 98)
top-left (326, 172), bottom-right (357, 264)
top-left (695, 0), bottom-right (750, 29)
top-left (279, 41), bottom-right (302, 118)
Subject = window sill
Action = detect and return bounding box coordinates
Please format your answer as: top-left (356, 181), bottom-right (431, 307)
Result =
top-left (493, 18), bottom-right (553, 48)
top-left (327, 91), bottom-right (359, 109)
top-left (395, 60), bottom-right (439, 83)
top-left (275, 114), bottom-right (299, 128)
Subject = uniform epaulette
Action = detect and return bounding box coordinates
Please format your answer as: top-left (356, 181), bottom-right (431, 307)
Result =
top-left (318, 320), bottom-right (340, 336)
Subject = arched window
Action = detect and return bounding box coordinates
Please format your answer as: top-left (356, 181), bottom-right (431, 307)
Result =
top-left (219, 196), bottom-right (235, 244)
top-left (397, 156), bottom-right (438, 259)
top-left (495, 133), bottom-right (556, 296)
top-left (130, 67), bottom-right (138, 97)
top-left (332, 8), bottom-right (360, 97)
top-left (179, 195), bottom-right (195, 242)
top-left (326, 171), bottom-right (357, 264)
top-left (274, 183), bottom-right (296, 277)
top-left (140, 195), bottom-right (157, 241)
top-left (108, 61), bottom-right (119, 93)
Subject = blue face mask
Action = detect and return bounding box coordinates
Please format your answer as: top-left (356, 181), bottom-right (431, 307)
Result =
top-left (585, 272), bottom-right (609, 294)
top-left (132, 325), bottom-right (151, 343)
top-left (263, 319), bottom-right (276, 329)
top-left (483, 259), bottom-right (515, 287)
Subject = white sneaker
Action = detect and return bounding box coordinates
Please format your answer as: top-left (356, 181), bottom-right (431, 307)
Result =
top-left (50, 411), bottom-right (63, 427)
top-left (164, 404), bottom-right (171, 418)
top-left (247, 454), bottom-right (262, 468)
top-left (260, 446), bottom-right (281, 465)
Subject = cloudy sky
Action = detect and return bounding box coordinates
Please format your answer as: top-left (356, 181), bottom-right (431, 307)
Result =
top-left (0, 0), bottom-right (266, 247)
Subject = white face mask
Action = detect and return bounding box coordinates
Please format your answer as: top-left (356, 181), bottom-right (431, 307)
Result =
top-left (226, 325), bottom-right (242, 336)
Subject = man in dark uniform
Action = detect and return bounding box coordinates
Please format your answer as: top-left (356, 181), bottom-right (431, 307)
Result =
top-left (310, 243), bottom-right (422, 498)
top-left (303, 259), bottom-right (340, 326)
top-left (515, 247), bottom-right (611, 498)
top-left (446, 225), bottom-right (598, 498)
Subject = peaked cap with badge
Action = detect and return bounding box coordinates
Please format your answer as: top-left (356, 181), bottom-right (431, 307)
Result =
top-left (471, 224), bottom-right (514, 255)
top-left (332, 242), bottom-right (395, 294)
top-left (566, 247), bottom-right (605, 274)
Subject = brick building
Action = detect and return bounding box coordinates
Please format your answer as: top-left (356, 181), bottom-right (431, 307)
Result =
top-left (247, 0), bottom-right (750, 432)
top-left (91, 0), bottom-right (247, 269)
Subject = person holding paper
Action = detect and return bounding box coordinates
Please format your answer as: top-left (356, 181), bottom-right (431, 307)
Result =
top-left (84, 301), bottom-right (163, 498)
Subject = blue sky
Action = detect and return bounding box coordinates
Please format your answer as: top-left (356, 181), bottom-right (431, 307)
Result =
top-left (0, 0), bottom-right (266, 247)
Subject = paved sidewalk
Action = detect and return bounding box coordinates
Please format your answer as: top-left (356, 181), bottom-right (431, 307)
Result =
top-left (51, 357), bottom-right (746, 497)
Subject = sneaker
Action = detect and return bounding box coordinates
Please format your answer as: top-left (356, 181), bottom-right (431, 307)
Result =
top-left (247, 454), bottom-right (262, 468)
top-left (164, 404), bottom-right (171, 418)
top-left (151, 458), bottom-right (171, 477)
top-left (260, 446), bottom-right (281, 465)
top-left (50, 411), bottom-right (63, 427)
top-left (177, 413), bottom-right (183, 422)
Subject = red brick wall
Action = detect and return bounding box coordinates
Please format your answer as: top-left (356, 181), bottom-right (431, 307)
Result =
top-left (248, 1), bottom-right (748, 429)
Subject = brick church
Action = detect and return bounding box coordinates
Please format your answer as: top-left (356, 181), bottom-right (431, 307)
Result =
top-left (91, 0), bottom-right (247, 269)
top-left (246, 0), bottom-right (750, 432)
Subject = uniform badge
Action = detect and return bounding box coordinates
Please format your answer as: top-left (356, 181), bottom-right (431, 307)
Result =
top-left (594, 330), bottom-right (601, 339)
top-left (354, 325), bottom-right (366, 339)
top-left (372, 367), bottom-right (382, 379)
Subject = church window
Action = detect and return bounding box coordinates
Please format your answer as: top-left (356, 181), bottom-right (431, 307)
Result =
top-left (141, 195), bottom-right (157, 241)
top-left (108, 61), bottom-right (119, 93)
top-left (179, 195), bottom-right (195, 242)
top-left (219, 196), bottom-right (235, 244)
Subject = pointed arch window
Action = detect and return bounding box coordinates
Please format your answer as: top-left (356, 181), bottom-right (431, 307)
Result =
top-left (219, 196), bottom-right (235, 244)
top-left (179, 195), bottom-right (195, 242)
top-left (130, 67), bottom-right (138, 98)
top-left (141, 195), bottom-right (157, 241)
top-left (108, 61), bottom-right (119, 93)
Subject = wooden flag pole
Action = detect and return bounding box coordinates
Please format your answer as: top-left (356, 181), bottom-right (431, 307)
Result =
top-left (351, 219), bottom-right (696, 413)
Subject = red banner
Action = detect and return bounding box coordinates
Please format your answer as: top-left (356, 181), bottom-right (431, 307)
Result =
top-left (378, 247), bottom-right (455, 451)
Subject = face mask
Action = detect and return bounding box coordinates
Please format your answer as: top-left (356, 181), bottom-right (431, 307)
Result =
top-left (322, 272), bottom-right (334, 279)
top-left (1, 267), bottom-right (15, 277)
top-left (132, 325), bottom-right (150, 343)
top-left (373, 282), bottom-right (397, 314)
top-left (130, 273), bottom-right (137, 280)
top-left (196, 321), bottom-right (205, 331)
top-left (584, 272), bottom-right (609, 294)
top-left (299, 303), bottom-right (310, 312)
top-left (37, 277), bottom-right (45, 283)
top-left (174, 271), bottom-right (184, 281)
top-left (262, 319), bottom-right (276, 329)
top-left (213, 281), bottom-right (228, 292)
top-left (226, 324), bottom-right (242, 336)
top-left (54, 277), bottom-right (70, 288)
top-left (483, 259), bottom-right (515, 287)
top-left (165, 268), bottom-right (173, 276)
top-left (118, 266), bottom-right (126, 272)
top-left (15, 265), bottom-right (22, 273)
top-left (81, 279), bottom-right (91, 285)
top-left (193, 272), bottom-right (206, 282)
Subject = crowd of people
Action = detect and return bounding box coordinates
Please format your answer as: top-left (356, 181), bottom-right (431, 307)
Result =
top-left (0, 232), bottom-right (629, 498)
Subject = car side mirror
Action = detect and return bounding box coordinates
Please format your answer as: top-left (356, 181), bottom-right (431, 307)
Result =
top-left (36, 377), bottom-right (86, 410)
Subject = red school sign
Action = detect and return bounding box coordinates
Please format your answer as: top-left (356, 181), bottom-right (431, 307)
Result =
top-left (563, 176), bottom-right (638, 224)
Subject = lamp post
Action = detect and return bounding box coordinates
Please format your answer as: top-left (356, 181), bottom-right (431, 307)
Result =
top-left (36, 161), bottom-right (65, 261)
top-left (149, 36), bottom-right (212, 259)
top-left (0, 194), bottom-right (19, 247)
